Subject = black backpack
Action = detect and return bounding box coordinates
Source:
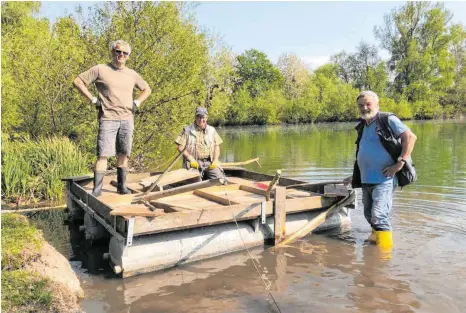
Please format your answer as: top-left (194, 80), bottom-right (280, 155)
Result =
top-left (378, 113), bottom-right (417, 188)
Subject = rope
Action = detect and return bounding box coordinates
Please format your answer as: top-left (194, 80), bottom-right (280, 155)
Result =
top-left (221, 172), bottom-right (283, 313)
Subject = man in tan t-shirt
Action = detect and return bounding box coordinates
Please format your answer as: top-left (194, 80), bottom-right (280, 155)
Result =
top-left (73, 39), bottom-right (151, 196)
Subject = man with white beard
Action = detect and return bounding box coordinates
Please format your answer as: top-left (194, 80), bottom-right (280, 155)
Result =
top-left (346, 91), bottom-right (417, 255)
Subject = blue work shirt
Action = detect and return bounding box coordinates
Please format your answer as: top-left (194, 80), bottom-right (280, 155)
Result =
top-left (357, 115), bottom-right (409, 184)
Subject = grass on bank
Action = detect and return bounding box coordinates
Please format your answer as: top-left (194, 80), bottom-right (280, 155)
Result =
top-left (1, 214), bottom-right (52, 312)
top-left (1, 214), bottom-right (81, 313)
top-left (1, 134), bottom-right (91, 204)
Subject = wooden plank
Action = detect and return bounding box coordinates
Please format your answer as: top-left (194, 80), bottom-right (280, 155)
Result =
top-left (274, 186), bottom-right (287, 245)
top-left (150, 200), bottom-right (199, 212)
top-left (239, 185), bottom-right (270, 197)
top-left (139, 169), bottom-right (200, 188)
top-left (128, 195), bottom-right (335, 236)
top-left (233, 169), bottom-right (304, 187)
top-left (99, 194), bottom-right (135, 206)
top-left (110, 204), bottom-right (165, 217)
top-left (132, 178), bottom-right (224, 203)
top-left (193, 190), bottom-right (240, 206)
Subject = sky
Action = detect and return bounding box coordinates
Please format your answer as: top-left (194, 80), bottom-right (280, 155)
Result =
top-left (39, 1), bottom-right (466, 70)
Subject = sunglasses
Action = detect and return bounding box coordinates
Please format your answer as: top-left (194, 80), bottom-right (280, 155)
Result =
top-left (114, 49), bottom-right (129, 56)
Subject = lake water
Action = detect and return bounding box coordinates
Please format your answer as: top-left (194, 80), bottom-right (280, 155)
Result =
top-left (34, 119), bottom-right (466, 313)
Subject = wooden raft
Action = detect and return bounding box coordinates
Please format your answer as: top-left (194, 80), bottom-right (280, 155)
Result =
top-left (76, 169), bottom-right (347, 242)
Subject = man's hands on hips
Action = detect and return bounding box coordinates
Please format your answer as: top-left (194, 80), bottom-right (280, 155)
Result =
top-left (132, 100), bottom-right (140, 113)
top-left (91, 97), bottom-right (102, 109)
top-left (382, 161), bottom-right (404, 178)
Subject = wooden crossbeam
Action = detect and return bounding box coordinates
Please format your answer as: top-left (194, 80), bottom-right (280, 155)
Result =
top-left (193, 190), bottom-right (240, 205)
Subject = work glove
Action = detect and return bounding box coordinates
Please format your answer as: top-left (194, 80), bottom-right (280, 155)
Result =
top-left (208, 161), bottom-right (217, 170)
top-left (190, 160), bottom-right (199, 169)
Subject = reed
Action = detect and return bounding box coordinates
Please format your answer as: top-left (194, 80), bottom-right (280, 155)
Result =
top-left (1, 135), bottom-right (91, 203)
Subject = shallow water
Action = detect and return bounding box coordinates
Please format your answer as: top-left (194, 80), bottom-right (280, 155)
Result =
top-left (34, 120), bottom-right (466, 313)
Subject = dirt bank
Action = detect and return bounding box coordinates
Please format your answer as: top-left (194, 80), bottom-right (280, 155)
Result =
top-left (1, 214), bottom-right (83, 313)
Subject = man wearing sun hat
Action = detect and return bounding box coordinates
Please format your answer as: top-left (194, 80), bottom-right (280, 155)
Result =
top-left (175, 107), bottom-right (224, 180)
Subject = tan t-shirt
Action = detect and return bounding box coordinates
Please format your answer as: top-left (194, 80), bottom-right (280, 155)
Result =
top-left (78, 64), bottom-right (149, 120)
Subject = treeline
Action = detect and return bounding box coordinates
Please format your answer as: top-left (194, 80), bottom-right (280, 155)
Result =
top-left (1, 1), bottom-right (465, 167)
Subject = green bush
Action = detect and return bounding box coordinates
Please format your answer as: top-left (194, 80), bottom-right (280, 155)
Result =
top-left (1, 135), bottom-right (91, 203)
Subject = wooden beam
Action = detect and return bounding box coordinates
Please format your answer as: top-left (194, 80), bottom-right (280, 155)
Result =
top-left (193, 190), bottom-right (240, 206)
top-left (239, 185), bottom-right (269, 196)
top-left (110, 204), bottom-right (165, 217)
top-left (123, 195), bottom-right (334, 236)
top-left (132, 178), bottom-right (225, 203)
top-left (150, 200), bottom-right (199, 212)
top-left (274, 186), bottom-right (287, 245)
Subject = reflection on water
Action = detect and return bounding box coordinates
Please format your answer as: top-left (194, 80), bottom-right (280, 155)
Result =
top-left (33, 120), bottom-right (466, 313)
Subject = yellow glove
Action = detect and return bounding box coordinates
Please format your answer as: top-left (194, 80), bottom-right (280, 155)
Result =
top-left (208, 161), bottom-right (217, 170)
top-left (190, 160), bottom-right (199, 169)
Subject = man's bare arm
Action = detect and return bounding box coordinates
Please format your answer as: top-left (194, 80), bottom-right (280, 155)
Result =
top-left (73, 77), bottom-right (93, 102)
top-left (177, 144), bottom-right (194, 161)
top-left (399, 130), bottom-right (417, 160)
top-left (135, 87), bottom-right (151, 106)
top-left (213, 145), bottom-right (220, 163)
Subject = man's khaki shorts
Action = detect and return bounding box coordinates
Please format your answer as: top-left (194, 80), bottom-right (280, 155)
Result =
top-left (97, 119), bottom-right (134, 157)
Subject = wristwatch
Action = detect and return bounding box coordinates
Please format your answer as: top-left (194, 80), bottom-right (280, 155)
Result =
top-left (397, 156), bottom-right (406, 163)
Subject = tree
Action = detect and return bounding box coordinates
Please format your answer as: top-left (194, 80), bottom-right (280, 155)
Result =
top-left (331, 42), bottom-right (387, 94)
top-left (374, 2), bottom-right (455, 103)
top-left (234, 49), bottom-right (283, 98)
top-left (2, 2), bottom-right (211, 168)
top-left (276, 52), bottom-right (310, 99)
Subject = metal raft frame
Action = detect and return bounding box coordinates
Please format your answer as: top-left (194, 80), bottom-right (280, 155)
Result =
top-left (64, 176), bottom-right (136, 247)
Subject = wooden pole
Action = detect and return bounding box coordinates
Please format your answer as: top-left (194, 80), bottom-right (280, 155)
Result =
top-left (220, 157), bottom-right (261, 168)
top-left (266, 170), bottom-right (281, 201)
top-left (144, 144), bottom-right (187, 195)
top-left (273, 186), bottom-right (287, 245)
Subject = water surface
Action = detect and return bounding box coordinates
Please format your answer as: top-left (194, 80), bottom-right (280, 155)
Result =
top-left (34, 120), bottom-right (466, 313)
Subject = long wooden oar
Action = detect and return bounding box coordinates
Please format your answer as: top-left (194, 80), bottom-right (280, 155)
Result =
top-left (220, 157), bottom-right (261, 168)
top-left (143, 144), bottom-right (187, 196)
top-left (273, 191), bottom-right (354, 249)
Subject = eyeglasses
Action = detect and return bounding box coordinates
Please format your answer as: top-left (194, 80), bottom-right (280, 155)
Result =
top-left (114, 49), bottom-right (129, 56)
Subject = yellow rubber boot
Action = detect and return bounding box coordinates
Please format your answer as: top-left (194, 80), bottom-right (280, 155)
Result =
top-left (367, 228), bottom-right (377, 243)
top-left (376, 231), bottom-right (393, 259)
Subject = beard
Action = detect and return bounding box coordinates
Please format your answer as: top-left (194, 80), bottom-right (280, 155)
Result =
top-left (360, 110), bottom-right (377, 121)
